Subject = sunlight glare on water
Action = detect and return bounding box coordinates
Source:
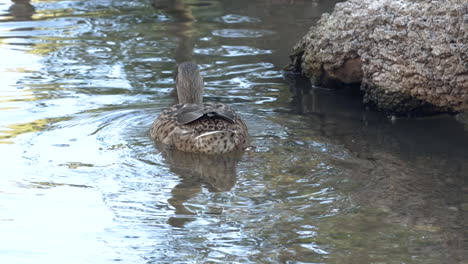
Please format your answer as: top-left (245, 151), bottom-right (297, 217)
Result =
top-left (0, 0), bottom-right (467, 263)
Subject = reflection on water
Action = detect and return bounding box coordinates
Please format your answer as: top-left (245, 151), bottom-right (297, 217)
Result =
top-left (286, 75), bottom-right (468, 263)
top-left (151, 0), bottom-right (197, 63)
top-left (0, 0), bottom-right (467, 263)
top-left (8, 0), bottom-right (35, 21)
top-left (158, 145), bottom-right (242, 227)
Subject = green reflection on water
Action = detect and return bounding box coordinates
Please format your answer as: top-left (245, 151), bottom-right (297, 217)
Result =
top-left (29, 181), bottom-right (92, 189)
top-left (58, 161), bottom-right (96, 169)
top-left (0, 116), bottom-right (70, 144)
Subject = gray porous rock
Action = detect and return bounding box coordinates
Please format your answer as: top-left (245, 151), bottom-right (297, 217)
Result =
top-left (289, 0), bottom-right (468, 115)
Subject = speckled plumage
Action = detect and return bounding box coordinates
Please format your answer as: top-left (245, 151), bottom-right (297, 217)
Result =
top-left (150, 62), bottom-right (248, 154)
top-left (150, 102), bottom-right (249, 154)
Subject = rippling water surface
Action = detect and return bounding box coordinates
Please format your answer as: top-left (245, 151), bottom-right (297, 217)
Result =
top-left (1, 0), bottom-right (467, 263)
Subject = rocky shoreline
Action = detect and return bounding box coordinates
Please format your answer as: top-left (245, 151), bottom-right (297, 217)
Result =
top-left (287, 0), bottom-right (468, 116)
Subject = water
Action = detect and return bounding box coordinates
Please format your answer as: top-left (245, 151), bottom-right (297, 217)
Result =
top-left (0, 0), bottom-right (467, 263)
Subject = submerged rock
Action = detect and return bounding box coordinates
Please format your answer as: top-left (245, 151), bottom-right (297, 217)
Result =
top-left (288, 0), bottom-right (468, 115)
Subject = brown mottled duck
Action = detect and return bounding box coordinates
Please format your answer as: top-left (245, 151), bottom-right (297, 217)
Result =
top-left (150, 62), bottom-right (249, 154)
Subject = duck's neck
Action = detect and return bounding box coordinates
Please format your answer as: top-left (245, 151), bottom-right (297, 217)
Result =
top-left (177, 84), bottom-right (203, 104)
top-left (176, 62), bottom-right (204, 104)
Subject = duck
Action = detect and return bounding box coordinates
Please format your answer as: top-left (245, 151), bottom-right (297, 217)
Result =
top-left (150, 62), bottom-right (249, 154)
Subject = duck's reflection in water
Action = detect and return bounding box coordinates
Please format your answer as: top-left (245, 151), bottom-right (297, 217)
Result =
top-left (157, 144), bottom-right (242, 227)
top-left (9, 0), bottom-right (35, 21)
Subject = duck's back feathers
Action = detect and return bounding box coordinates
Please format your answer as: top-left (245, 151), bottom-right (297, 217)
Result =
top-left (150, 102), bottom-right (248, 154)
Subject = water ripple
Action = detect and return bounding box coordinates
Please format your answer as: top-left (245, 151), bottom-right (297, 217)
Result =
top-left (194, 45), bottom-right (271, 57)
top-left (216, 14), bottom-right (261, 24)
top-left (212, 29), bottom-right (274, 38)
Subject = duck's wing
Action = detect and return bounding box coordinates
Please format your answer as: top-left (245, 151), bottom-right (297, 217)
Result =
top-left (176, 103), bottom-right (237, 125)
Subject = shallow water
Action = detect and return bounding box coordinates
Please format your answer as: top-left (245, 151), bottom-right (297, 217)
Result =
top-left (0, 0), bottom-right (467, 263)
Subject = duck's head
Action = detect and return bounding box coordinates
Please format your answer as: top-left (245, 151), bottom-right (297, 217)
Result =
top-left (175, 62), bottom-right (204, 104)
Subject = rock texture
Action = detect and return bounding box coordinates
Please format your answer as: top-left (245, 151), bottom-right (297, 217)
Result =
top-left (289, 0), bottom-right (468, 115)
